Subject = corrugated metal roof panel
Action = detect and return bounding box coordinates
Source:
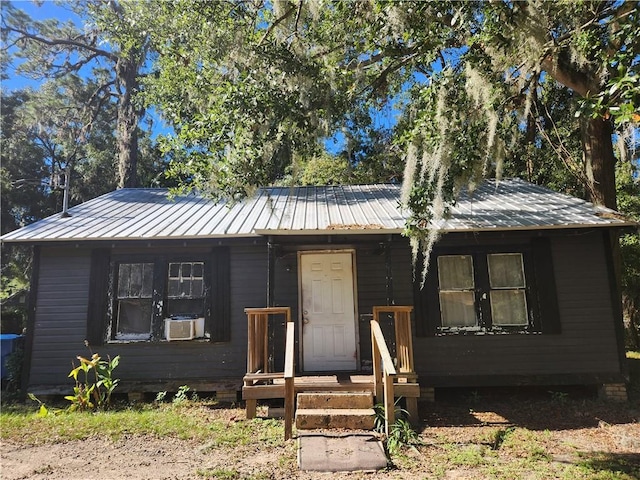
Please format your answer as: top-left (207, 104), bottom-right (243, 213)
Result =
top-left (1, 179), bottom-right (635, 243)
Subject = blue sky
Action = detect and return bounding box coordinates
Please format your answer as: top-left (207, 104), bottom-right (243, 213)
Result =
top-left (2, 0), bottom-right (404, 151)
top-left (3, 0), bottom-right (173, 139)
top-left (3, 1), bottom-right (79, 91)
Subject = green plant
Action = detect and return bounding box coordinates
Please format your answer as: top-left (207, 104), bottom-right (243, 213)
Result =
top-left (373, 398), bottom-right (410, 434)
top-left (549, 390), bottom-right (569, 403)
top-left (373, 398), bottom-right (421, 454)
top-left (27, 393), bottom-right (50, 417)
top-left (65, 352), bottom-right (120, 412)
top-left (156, 385), bottom-right (197, 406)
top-left (489, 426), bottom-right (515, 450)
top-left (387, 418), bottom-right (421, 454)
top-left (173, 385), bottom-right (192, 404)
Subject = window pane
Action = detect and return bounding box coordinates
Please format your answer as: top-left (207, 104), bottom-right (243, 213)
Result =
top-left (169, 263), bottom-right (180, 278)
top-left (141, 263), bottom-right (154, 297)
top-left (129, 263), bottom-right (144, 297)
top-left (117, 263), bottom-right (153, 299)
top-left (438, 255), bottom-right (474, 290)
top-left (117, 299), bottom-right (152, 337)
top-left (490, 290), bottom-right (528, 326)
top-left (168, 278), bottom-right (181, 297)
top-left (117, 263), bottom-right (131, 298)
top-left (179, 279), bottom-right (192, 297)
top-left (182, 263), bottom-right (192, 278)
top-left (167, 262), bottom-right (205, 299)
top-left (439, 291), bottom-right (476, 327)
top-left (191, 279), bottom-right (204, 297)
top-left (488, 254), bottom-right (525, 288)
top-left (192, 263), bottom-right (203, 277)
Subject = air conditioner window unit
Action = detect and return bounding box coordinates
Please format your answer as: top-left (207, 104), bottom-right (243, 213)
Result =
top-left (165, 318), bottom-right (195, 341)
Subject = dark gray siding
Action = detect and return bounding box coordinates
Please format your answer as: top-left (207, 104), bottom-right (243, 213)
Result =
top-left (27, 229), bottom-right (623, 392)
top-left (28, 243), bottom-right (268, 392)
top-left (29, 248), bottom-right (92, 387)
top-left (413, 230), bottom-right (623, 386)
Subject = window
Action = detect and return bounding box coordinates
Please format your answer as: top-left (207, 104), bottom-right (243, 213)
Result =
top-left (487, 253), bottom-right (528, 327)
top-left (415, 238), bottom-right (561, 336)
top-left (434, 252), bottom-right (532, 332)
top-left (167, 262), bottom-right (205, 318)
top-left (116, 263), bottom-right (154, 340)
top-left (102, 248), bottom-right (231, 343)
top-left (437, 255), bottom-right (476, 328)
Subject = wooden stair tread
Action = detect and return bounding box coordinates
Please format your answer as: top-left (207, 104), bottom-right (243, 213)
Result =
top-left (295, 407), bottom-right (375, 430)
top-left (296, 408), bottom-right (375, 415)
top-left (297, 391), bottom-right (373, 409)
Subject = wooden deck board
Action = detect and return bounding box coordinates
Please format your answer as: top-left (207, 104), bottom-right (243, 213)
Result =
top-left (283, 374), bottom-right (374, 392)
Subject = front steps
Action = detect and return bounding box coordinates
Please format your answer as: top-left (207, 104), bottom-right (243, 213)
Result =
top-left (295, 392), bottom-right (375, 431)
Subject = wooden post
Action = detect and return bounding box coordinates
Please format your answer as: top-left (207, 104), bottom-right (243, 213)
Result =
top-left (283, 322), bottom-right (295, 441)
top-left (383, 372), bottom-right (394, 437)
top-left (371, 320), bottom-right (397, 437)
top-left (246, 399), bottom-right (257, 419)
top-left (371, 326), bottom-right (382, 401)
top-left (261, 313), bottom-right (268, 372)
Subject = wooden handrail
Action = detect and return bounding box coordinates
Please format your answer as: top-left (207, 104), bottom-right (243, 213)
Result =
top-left (283, 322), bottom-right (295, 440)
top-left (245, 307), bottom-right (292, 374)
top-left (371, 319), bottom-right (396, 436)
top-left (243, 307), bottom-right (294, 436)
top-left (371, 321), bottom-right (397, 376)
top-left (372, 306), bottom-right (419, 423)
top-left (372, 306), bottom-right (414, 374)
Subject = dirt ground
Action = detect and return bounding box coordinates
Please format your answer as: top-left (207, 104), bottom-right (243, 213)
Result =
top-left (2, 387), bottom-right (640, 480)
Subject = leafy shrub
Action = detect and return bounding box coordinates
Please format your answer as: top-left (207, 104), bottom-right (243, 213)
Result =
top-left (66, 353), bottom-right (120, 412)
top-left (373, 398), bottom-right (421, 454)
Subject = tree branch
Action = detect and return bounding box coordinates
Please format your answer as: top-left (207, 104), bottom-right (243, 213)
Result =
top-left (540, 51), bottom-right (600, 97)
top-left (258, 4), bottom-right (296, 46)
top-left (6, 25), bottom-right (117, 61)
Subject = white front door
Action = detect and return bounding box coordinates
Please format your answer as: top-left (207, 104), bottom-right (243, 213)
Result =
top-left (300, 251), bottom-right (357, 371)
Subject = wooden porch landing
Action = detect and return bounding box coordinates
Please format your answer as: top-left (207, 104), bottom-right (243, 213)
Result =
top-left (244, 373), bottom-right (420, 400)
top-left (285, 374), bottom-right (375, 393)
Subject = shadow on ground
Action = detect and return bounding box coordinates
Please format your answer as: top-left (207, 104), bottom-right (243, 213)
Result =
top-left (577, 451), bottom-right (640, 478)
top-left (418, 382), bottom-right (639, 431)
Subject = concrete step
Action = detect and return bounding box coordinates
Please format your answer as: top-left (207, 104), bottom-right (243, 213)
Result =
top-left (297, 391), bottom-right (373, 410)
top-left (295, 408), bottom-right (375, 430)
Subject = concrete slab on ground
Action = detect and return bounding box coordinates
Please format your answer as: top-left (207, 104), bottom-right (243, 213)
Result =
top-left (298, 432), bottom-right (388, 472)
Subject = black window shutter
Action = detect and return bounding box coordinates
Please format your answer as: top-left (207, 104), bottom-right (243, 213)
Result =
top-left (87, 249), bottom-right (111, 346)
top-left (531, 237), bottom-right (561, 334)
top-left (151, 258), bottom-right (167, 340)
top-left (209, 247), bottom-right (231, 342)
top-left (414, 253), bottom-right (440, 337)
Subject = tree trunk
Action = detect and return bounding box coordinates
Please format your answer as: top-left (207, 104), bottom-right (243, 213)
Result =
top-left (581, 116), bottom-right (617, 210)
top-left (115, 54), bottom-right (140, 189)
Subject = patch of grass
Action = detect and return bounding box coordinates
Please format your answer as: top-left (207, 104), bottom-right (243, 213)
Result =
top-left (0, 400), bottom-right (282, 446)
top-left (575, 452), bottom-right (640, 480)
top-left (196, 467), bottom-right (239, 479)
top-left (444, 443), bottom-right (491, 467)
top-left (501, 429), bottom-right (551, 461)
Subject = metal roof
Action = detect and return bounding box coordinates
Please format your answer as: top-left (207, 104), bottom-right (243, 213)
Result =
top-left (1, 179), bottom-right (635, 243)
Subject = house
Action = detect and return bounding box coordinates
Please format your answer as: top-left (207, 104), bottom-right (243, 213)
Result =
top-left (1, 179), bottom-right (635, 403)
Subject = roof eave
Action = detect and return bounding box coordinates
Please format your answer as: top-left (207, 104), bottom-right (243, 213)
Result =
top-left (254, 228), bottom-right (405, 236)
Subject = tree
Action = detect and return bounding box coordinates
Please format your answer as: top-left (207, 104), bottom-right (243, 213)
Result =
top-left (139, 1), bottom-right (637, 204)
top-left (1, 0), bottom-right (151, 188)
